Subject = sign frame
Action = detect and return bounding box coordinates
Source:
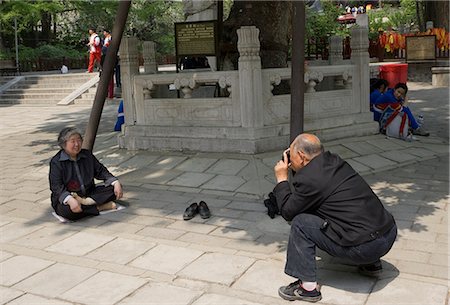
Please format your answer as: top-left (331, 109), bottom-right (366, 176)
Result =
top-left (406, 35), bottom-right (436, 61)
top-left (174, 20), bottom-right (218, 69)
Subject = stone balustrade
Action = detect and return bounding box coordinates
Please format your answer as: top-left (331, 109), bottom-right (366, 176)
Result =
top-left (118, 25), bottom-right (378, 153)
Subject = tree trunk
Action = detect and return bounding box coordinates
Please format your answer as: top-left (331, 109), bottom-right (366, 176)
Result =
top-left (424, 1), bottom-right (449, 30)
top-left (220, 1), bottom-right (293, 69)
top-left (41, 12), bottom-right (52, 42)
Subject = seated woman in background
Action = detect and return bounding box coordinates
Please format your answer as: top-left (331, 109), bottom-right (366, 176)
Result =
top-left (370, 78), bottom-right (388, 121)
top-left (49, 127), bottom-right (123, 221)
top-left (373, 83), bottom-right (429, 136)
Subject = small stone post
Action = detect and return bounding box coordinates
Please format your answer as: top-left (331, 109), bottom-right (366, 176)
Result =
top-left (237, 26), bottom-right (263, 128)
top-left (119, 37), bottom-right (139, 126)
top-left (350, 20), bottom-right (370, 113)
top-left (328, 35), bottom-right (343, 65)
top-left (142, 41), bottom-right (157, 74)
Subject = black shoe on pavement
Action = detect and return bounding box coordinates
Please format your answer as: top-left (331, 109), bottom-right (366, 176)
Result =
top-left (198, 201), bottom-right (211, 219)
top-left (183, 202), bottom-right (198, 221)
top-left (358, 260), bottom-right (383, 277)
top-left (278, 280), bottom-right (322, 302)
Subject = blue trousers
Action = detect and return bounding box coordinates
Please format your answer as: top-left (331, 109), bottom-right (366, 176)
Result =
top-left (285, 213), bottom-right (397, 282)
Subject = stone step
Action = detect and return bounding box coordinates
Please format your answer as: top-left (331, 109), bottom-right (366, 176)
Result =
top-left (4, 88), bottom-right (74, 94)
top-left (0, 93), bottom-right (68, 99)
top-left (73, 98), bottom-right (120, 105)
top-left (12, 83), bottom-right (84, 89)
top-left (0, 98), bottom-right (60, 105)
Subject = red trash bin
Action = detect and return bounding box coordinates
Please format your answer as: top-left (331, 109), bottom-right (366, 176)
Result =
top-left (379, 63), bottom-right (408, 88)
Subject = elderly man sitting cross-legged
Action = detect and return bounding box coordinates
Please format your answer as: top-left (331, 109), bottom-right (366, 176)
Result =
top-left (49, 127), bottom-right (123, 221)
top-left (273, 133), bottom-right (397, 302)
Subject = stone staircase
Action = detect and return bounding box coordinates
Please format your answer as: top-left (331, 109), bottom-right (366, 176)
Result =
top-left (0, 73), bottom-right (98, 105)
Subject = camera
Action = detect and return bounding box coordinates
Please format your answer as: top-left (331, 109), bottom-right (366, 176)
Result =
top-left (281, 150), bottom-right (291, 163)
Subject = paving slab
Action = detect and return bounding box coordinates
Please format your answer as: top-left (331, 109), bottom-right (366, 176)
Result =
top-left (11, 227), bottom-right (78, 249)
top-left (150, 156), bottom-right (188, 170)
top-left (129, 244), bottom-right (204, 274)
top-left (0, 286), bottom-right (24, 304)
top-left (175, 157), bottom-right (219, 172)
top-left (60, 270), bottom-right (147, 305)
top-left (226, 201), bottom-right (267, 212)
top-left (178, 252), bottom-right (255, 285)
top-left (136, 226), bottom-right (187, 240)
top-left (86, 237), bottom-right (156, 264)
top-left (0, 255), bottom-right (54, 286)
top-left (352, 154), bottom-right (398, 170)
top-left (326, 144), bottom-right (361, 159)
top-left (121, 282), bottom-right (202, 305)
top-left (235, 178), bottom-right (275, 196)
top-left (206, 159), bottom-right (249, 175)
top-left (342, 142), bottom-right (383, 155)
top-left (120, 168), bottom-right (183, 185)
top-left (317, 269), bottom-right (376, 305)
top-left (45, 231), bottom-right (115, 256)
top-left (167, 172), bottom-right (215, 187)
top-left (0, 250), bottom-right (14, 262)
top-left (13, 263), bottom-right (98, 298)
top-left (402, 147), bottom-right (436, 158)
top-left (192, 293), bottom-right (264, 305)
top-left (6, 293), bottom-right (73, 305)
top-left (0, 222), bottom-right (42, 243)
top-left (381, 150), bottom-right (419, 163)
top-left (345, 159), bottom-right (371, 174)
top-left (201, 175), bottom-right (246, 191)
top-left (233, 260), bottom-right (294, 298)
top-left (366, 277), bottom-right (448, 305)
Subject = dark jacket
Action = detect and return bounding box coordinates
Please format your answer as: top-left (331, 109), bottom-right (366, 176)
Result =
top-left (49, 149), bottom-right (117, 210)
top-left (273, 151), bottom-right (395, 246)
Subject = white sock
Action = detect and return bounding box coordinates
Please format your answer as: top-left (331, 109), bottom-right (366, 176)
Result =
top-left (301, 281), bottom-right (317, 291)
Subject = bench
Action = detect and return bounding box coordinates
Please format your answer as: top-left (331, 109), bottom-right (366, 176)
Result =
top-left (0, 59), bottom-right (19, 76)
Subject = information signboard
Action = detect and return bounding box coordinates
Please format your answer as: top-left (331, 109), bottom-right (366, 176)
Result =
top-left (406, 35), bottom-right (436, 61)
top-left (175, 21), bottom-right (217, 57)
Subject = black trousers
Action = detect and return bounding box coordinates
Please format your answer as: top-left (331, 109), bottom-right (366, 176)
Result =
top-left (55, 185), bottom-right (116, 221)
top-left (285, 213), bottom-right (397, 282)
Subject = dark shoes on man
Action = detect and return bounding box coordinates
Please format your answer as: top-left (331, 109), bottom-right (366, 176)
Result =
top-left (183, 201), bottom-right (211, 220)
top-left (278, 280), bottom-right (322, 303)
top-left (358, 260), bottom-right (383, 277)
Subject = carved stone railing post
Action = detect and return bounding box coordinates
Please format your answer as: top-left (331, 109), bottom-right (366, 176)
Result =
top-left (328, 35), bottom-right (343, 65)
top-left (119, 37), bottom-right (139, 126)
top-left (237, 26), bottom-right (263, 128)
top-left (143, 41), bottom-right (157, 74)
top-left (174, 78), bottom-right (196, 98)
top-left (350, 18), bottom-right (370, 113)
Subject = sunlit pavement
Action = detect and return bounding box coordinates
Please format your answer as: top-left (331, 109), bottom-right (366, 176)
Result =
top-left (0, 82), bottom-right (448, 305)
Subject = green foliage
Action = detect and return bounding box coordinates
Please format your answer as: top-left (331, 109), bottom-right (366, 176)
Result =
top-left (306, 1), bottom-right (349, 39)
top-left (0, 44), bottom-right (84, 61)
top-left (127, 0), bottom-right (183, 56)
top-left (0, 0), bottom-right (183, 60)
top-left (367, 0), bottom-right (419, 39)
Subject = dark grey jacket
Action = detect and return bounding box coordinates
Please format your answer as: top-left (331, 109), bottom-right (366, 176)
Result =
top-left (49, 149), bottom-right (117, 209)
top-left (273, 151), bottom-right (395, 246)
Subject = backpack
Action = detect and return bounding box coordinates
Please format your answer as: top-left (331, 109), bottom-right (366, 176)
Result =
top-left (379, 105), bottom-right (411, 140)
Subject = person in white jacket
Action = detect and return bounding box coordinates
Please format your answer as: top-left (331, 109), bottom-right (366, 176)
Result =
top-left (87, 28), bottom-right (102, 73)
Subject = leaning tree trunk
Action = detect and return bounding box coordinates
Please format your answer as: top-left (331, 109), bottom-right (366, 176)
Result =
top-left (220, 1), bottom-right (293, 69)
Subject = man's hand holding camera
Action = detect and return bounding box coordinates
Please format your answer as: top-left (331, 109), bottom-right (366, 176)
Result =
top-left (274, 149), bottom-right (290, 183)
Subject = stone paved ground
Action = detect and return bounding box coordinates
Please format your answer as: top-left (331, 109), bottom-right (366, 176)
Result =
top-left (0, 82), bottom-right (448, 305)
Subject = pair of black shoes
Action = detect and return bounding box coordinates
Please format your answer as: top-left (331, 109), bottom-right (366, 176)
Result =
top-left (183, 201), bottom-right (211, 220)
